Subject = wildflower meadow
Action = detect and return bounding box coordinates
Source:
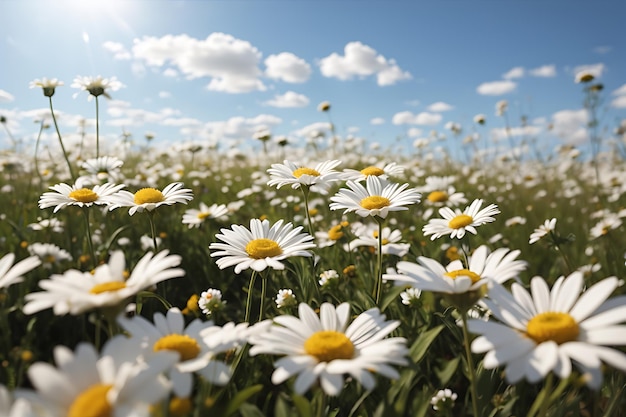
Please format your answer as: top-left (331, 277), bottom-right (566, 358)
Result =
top-left (1, 73), bottom-right (626, 417)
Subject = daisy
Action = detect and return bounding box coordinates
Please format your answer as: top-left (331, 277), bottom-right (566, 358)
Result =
top-left (314, 221), bottom-right (349, 248)
top-left (22, 336), bottom-right (176, 417)
top-left (198, 288), bottom-right (226, 316)
top-left (27, 243), bottom-right (72, 269)
top-left (275, 289), bottom-right (297, 309)
top-left (71, 75), bottom-right (124, 99)
top-left (400, 287), bottom-right (422, 306)
top-left (0, 253), bottom-right (41, 290)
top-left (182, 202), bottom-right (229, 229)
top-left (345, 224), bottom-right (410, 257)
top-left (529, 218), bottom-right (557, 244)
top-left (431, 388), bottom-right (458, 412)
top-left (38, 180), bottom-right (126, 212)
top-left (117, 307), bottom-right (241, 397)
top-left (209, 218), bottom-right (316, 274)
top-left (248, 302), bottom-right (408, 396)
top-left (29, 77), bottom-right (63, 97)
top-left (23, 250), bottom-right (184, 315)
top-left (107, 182), bottom-right (193, 216)
top-left (267, 159), bottom-right (343, 194)
top-left (383, 245), bottom-right (526, 296)
top-left (27, 217), bottom-right (65, 233)
top-left (329, 176), bottom-right (421, 219)
top-left (341, 162), bottom-right (405, 182)
top-left (422, 199), bottom-right (500, 240)
top-left (78, 156), bottom-right (125, 185)
top-left (418, 176), bottom-right (468, 207)
top-left (469, 272), bottom-right (626, 389)
top-left (0, 384), bottom-right (39, 417)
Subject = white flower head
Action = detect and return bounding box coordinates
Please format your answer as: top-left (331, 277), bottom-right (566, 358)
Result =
top-left (275, 289), bottom-right (297, 309)
top-left (107, 182), bottom-right (193, 216)
top-left (249, 302), bottom-right (408, 396)
top-left (27, 243), bottom-right (72, 269)
top-left (341, 162), bottom-right (406, 182)
top-left (0, 253), bottom-right (41, 290)
top-left (29, 77), bottom-right (64, 97)
top-left (430, 388), bottom-right (458, 412)
top-left (39, 180), bottom-right (125, 213)
top-left (71, 75), bottom-right (124, 99)
top-left (319, 269), bottom-right (340, 287)
top-left (198, 288), bottom-right (226, 316)
top-left (422, 199), bottom-right (500, 240)
top-left (182, 202), bottom-right (229, 229)
top-left (209, 218), bottom-right (316, 274)
top-left (267, 160), bottom-right (343, 194)
top-left (529, 218), bottom-right (557, 244)
top-left (400, 287), bottom-right (422, 306)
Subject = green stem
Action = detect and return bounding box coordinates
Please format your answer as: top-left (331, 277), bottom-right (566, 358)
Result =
top-left (48, 96), bottom-right (75, 180)
top-left (301, 186), bottom-right (315, 237)
top-left (81, 207), bottom-right (97, 269)
top-left (460, 312), bottom-right (480, 417)
top-left (33, 120), bottom-right (45, 184)
top-left (374, 217), bottom-right (384, 305)
top-left (529, 372), bottom-right (554, 417)
top-left (95, 95), bottom-right (100, 158)
top-left (147, 211), bottom-right (158, 252)
top-left (259, 274), bottom-right (267, 322)
top-left (244, 271), bottom-right (258, 323)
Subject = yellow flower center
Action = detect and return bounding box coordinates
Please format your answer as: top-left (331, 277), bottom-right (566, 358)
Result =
top-left (360, 166), bottom-right (385, 176)
top-left (328, 225), bottom-right (344, 240)
top-left (67, 383), bottom-right (113, 417)
top-left (153, 334), bottom-right (201, 361)
top-left (304, 330), bottom-right (354, 362)
top-left (293, 167), bottom-right (321, 178)
top-left (169, 397), bottom-right (193, 417)
top-left (197, 211), bottom-right (211, 220)
top-left (448, 214), bottom-right (473, 229)
top-left (69, 188), bottom-right (99, 203)
top-left (427, 190), bottom-right (449, 203)
top-left (360, 196), bottom-right (391, 210)
top-left (134, 188), bottom-right (164, 204)
top-left (90, 281), bottom-right (127, 294)
top-left (245, 238), bottom-right (283, 259)
top-left (526, 312), bottom-right (580, 345)
top-left (445, 269), bottom-right (481, 284)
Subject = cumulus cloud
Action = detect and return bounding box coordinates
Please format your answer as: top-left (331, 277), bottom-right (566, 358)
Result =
top-left (392, 111), bottom-right (442, 126)
top-left (102, 41), bottom-right (132, 60)
top-left (265, 52), bottom-right (311, 83)
top-left (158, 91), bottom-right (172, 99)
top-left (427, 102), bottom-right (453, 112)
top-left (503, 67), bottom-right (525, 80)
top-left (370, 117), bottom-right (385, 125)
top-left (529, 64), bottom-right (556, 77)
top-left (204, 114), bottom-right (282, 142)
top-left (264, 91), bottom-right (309, 108)
top-left (550, 109), bottom-right (588, 145)
top-left (612, 84), bottom-right (626, 96)
top-left (490, 125), bottom-right (542, 141)
top-left (293, 121), bottom-right (332, 138)
top-left (0, 89), bottom-right (14, 102)
top-left (131, 33), bottom-right (266, 93)
top-left (611, 95), bottom-right (626, 109)
top-left (319, 41), bottom-right (411, 86)
top-left (476, 80), bottom-right (516, 96)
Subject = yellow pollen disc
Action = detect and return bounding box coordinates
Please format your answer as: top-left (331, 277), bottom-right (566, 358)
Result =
top-left (134, 188), bottom-right (164, 204)
top-left (293, 167), bottom-right (321, 178)
top-left (360, 196), bottom-right (391, 210)
top-left (44, 255), bottom-right (56, 264)
top-left (90, 281), bottom-right (127, 294)
top-left (67, 383), bottom-right (113, 417)
top-left (197, 212), bottom-right (211, 220)
top-left (526, 312), bottom-right (580, 345)
top-left (69, 188), bottom-right (99, 203)
top-left (360, 166), bottom-right (385, 176)
top-left (304, 330), bottom-right (354, 362)
top-left (382, 238), bottom-right (389, 245)
top-left (445, 269), bottom-right (481, 284)
top-left (153, 334), bottom-right (201, 361)
top-left (169, 397), bottom-right (193, 417)
top-left (427, 190), bottom-right (449, 203)
top-left (448, 214), bottom-right (473, 229)
top-left (245, 238), bottom-right (283, 259)
top-left (328, 225), bottom-right (344, 240)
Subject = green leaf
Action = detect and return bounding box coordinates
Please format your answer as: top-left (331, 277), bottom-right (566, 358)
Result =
top-left (436, 356), bottom-right (460, 385)
top-left (223, 384), bottom-right (264, 417)
top-left (380, 285), bottom-right (408, 312)
top-left (409, 324), bottom-right (444, 363)
top-left (291, 394), bottom-right (312, 417)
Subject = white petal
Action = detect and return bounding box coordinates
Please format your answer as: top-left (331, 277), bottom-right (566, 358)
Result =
top-left (569, 277), bottom-right (620, 322)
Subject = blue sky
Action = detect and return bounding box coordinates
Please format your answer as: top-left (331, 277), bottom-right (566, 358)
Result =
top-left (1, 0), bottom-right (626, 156)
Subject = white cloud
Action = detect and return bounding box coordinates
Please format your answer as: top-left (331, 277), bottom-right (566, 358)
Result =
top-left (0, 89), bottom-right (14, 102)
top-left (158, 91), bottom-right (171, 99)
top-left (573, 63), bottom-right (605, 79)
top-left (427, 101), bottom-right (453, 112)
top-left (503, 67), bottom-right (525, 80)
top-left (476, 80), bottom-right (516, 96)
top-left (264, 91), bottom-right (310, 108)
top-left (370, 117), bottom-right (385, 125)
top-left (407, 127), bottom-right (423, 137)
top-left (319, 41), bottom-right (411, 86)
top-left (593, 46), bottom-right (612, 54)
top-left (293, 121), bottom-right (332, 138)
top-left (102, 41), bottom-right (131, 60)
top-left (550, 109), bottom-right (588, 144)
top-left (131, 33), bottom-right (266, 93)
top-left (611, 95), bottom-right (626, 109)
top-left (612, 84), bottom-right (626, 96)
top-left (106, 100), bottom-right (183, 127)
top-left (529, 64), bottom-right (556, 77)
top-left (204, 114), bottom-right (282, 141)
top-left (163, 68), bottom-right (179, 77)
top-left (392, 111), bottom-right (442, 126)
top-left (265, 52), bottom-right (311, 83)
top-left (490, 125), bottom-right (542, 141)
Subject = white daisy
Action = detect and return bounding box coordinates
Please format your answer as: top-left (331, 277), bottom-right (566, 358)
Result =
top-left (118, 307), bottom-right (242, 396)
top-left (275, 289), bottom-right (297, 309)
top-left (0, 384), bottom-right (39, 417)
top-left (107, 182), bottom-right (193, 216)
top-left (341, 162), bottom-right (405, 182)
top-left (38, 181), bottom-right (125, 212)
top-left (383, 245), bottom-right (526, 295)
top-left (27, 217), bottom-right (65, 233)
top-left (314, 221), bottom-right (349, 248)
top-left (209, 218), bottom-right (316, 274)
top-left (22, 336), bottom-right (176, 417)
top-left (27, 243), bottom-right (72, 269)
top-left (329, 176), bottom-right (421, 219)
top-left (0, 253), bottom-right (41, 290)
top-left (400, 287), bottom-right (422, 306)
top-left (248, 302), bottom-right (408, 396)
top-left (182, 202), bottom-right (229, 229)
top-left (418, 176), bottom-right (468, 207)
top-left (198, 288), bottom-right (226, 316)
top-left (345, 224), bottom-right (410, 257)
top-left (23, 250), bottom-right (184, 315)
top-left (430, 388), bottom-right (458, 412)
top-left (267, 159), bottom-right (343, 194)
top-left (29, 77), bottom-right (63, 97)
top-left (78, 156), bottom-right (125, 185)
top-left (468, 272), bottom-right (626, 389)
top-left (422, 199), bottom-right (500, 240)
top-left (529, 218), bottom-right (557, 244)
top-left (71, 75), bottom-right (124, 99)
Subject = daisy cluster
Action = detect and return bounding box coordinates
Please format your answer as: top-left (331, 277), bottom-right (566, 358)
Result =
top-left (0, 79), bottom-right (625, 417)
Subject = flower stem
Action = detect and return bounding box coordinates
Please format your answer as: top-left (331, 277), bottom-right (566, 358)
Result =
top-left (147, 212), bottom-right (158, 252)
top-left (48, 96), bottom-right (75, 180)
top-left (244, 271), bottom-right (258, 323)
top-left (95, 95), bottom-right (100, 158)
top-left (374, 217), bottom-right (384, 305)
top-left (301, 186), bottom-right (315, 237)
top-left (460, 312), bottom-right (480, 417)
top-left (81, 207), bottom-right (97, 269)
top-left (259, 274), bottom-right (267, 322)
top-left (529, 372), bottom-right (554, 417)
